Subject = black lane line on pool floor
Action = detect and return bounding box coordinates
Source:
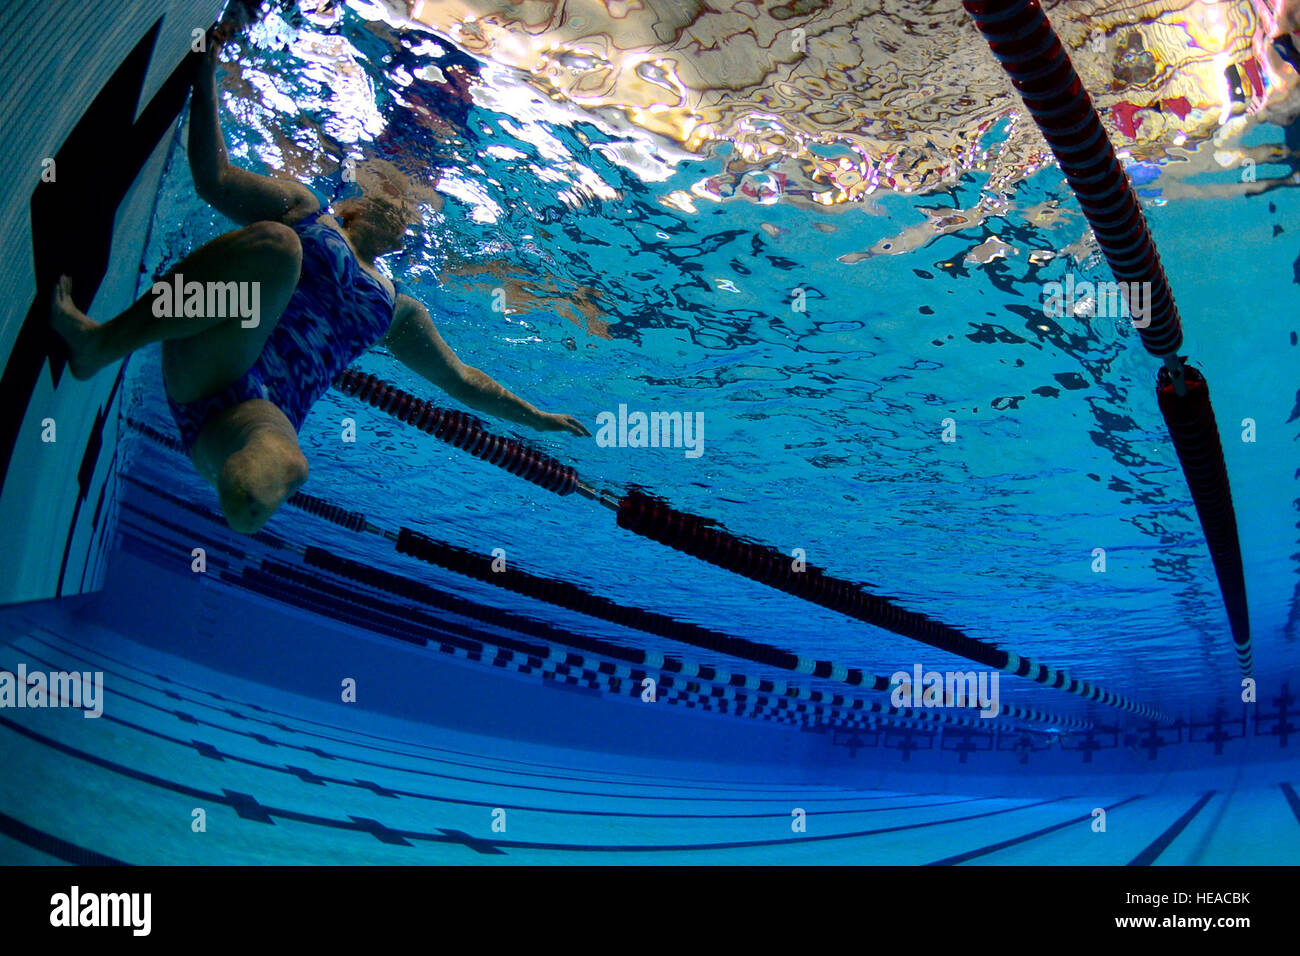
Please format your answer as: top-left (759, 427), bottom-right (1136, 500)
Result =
top-left (925, 794), bottom-right (1148, 865)
top-left (1127, 791), bottom-right (1216, 866)
top-left (15, 623), bottom-right (909, 800)
top-left (0, 810), bottom-right (128, 866)
top-left (0, 712), bottom-right (1075, 857)
top-left (10, 633), bottom-right (964, 811)
top-left (0, 713), bottom-right (499, 857)
top-left (11, 631), bottom-right (992, 819)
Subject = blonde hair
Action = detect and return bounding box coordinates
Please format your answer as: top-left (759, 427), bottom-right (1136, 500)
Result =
top-left (335, 192), bottom-right (410, 226)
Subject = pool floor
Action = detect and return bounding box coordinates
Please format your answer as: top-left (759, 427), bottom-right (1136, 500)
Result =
top-left (3, 608), bottom-right (1297, 865)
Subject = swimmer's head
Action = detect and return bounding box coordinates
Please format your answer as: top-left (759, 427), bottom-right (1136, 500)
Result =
top-left (335, 192), bottom-right (418, 255)
top-left (333, 156), bottom-right (431, 256)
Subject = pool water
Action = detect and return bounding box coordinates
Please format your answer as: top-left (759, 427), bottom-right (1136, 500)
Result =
top-left (3, 0), bottom-right (1300, 866)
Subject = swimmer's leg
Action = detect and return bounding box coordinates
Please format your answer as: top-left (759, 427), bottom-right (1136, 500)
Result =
top-left (192, 399), bottom-right (309, 535)
top-left (50, 220), bottom-right (302, 384)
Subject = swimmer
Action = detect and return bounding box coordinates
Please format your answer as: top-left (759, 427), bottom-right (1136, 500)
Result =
top-left (50, 15), bottom-right (589, 534)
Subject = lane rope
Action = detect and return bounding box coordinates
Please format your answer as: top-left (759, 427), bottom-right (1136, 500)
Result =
top-left (962, 0), bottom-right (1253, 676)
top-left (124, 419), bottom-right (1105, 728)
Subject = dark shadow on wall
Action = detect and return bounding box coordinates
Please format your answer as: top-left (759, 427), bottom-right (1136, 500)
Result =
top-left (0, 19), bottom-right (198, 499)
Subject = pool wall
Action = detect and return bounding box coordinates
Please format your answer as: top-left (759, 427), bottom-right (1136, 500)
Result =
top-left (0, 0), bottom-right (221, 603)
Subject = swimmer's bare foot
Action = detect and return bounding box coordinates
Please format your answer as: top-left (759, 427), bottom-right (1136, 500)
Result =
top-left (49, 275), bottom-right (107, 379)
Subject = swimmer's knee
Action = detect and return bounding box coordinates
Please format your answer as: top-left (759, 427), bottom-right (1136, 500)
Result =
top-left (282, 449), bottom-right (309, 493)
top-left (238, 221), bottom-right (302, 271)
top-left (217, 465), bottom-right (273, 535)
top-left (218, 480), bottom-right (270, 535)
top-left (216, 439), bottom-right (308, 535)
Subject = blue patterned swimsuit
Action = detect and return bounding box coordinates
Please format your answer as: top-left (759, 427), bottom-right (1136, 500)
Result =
top-left (167, 210), bottom-right (397, 451)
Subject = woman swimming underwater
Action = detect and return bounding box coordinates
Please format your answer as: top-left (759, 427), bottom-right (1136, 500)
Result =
top-left (51, 16), bottom-right (589, 534)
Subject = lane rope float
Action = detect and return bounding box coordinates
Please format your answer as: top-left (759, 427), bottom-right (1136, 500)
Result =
top-left (962, 0), bottom-right (1253, 676)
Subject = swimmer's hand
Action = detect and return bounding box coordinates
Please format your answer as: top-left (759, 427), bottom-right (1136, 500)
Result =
top-left (202, 0), bottom-right (260, 67)
top-left (535, 412), bottom-right (591, 437)
top-left (217, 0), bottom-right (262, 38)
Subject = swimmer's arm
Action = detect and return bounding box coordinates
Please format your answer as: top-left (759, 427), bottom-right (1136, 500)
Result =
top-left (188, 28), bottom-right (319, 227)
top-left (383, 295), bottom-right (590, 437)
